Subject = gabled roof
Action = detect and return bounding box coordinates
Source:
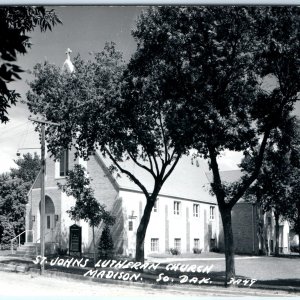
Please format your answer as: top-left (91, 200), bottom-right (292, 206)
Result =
top-left (205, 169), bottom-right (251, 204)
top-left (27, 169), bottom-right (42, 197)
top-left (98, 153), bottom-right (217, 204)
top-left (205, 169), bottom-right (243, 184)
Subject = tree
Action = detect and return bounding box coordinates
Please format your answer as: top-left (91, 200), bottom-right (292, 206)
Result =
top-left (119, 6), bottom-right (300, 284)
top-left (0, 215), bottom-right (16, 248)
top-left (242, 117), bottom-right (300, 256)
top-left (282, 118), bottom-right (300, 254)
top-left (98, 225), bottom-right (114, 259)
top-left (27, 43), bottom-right (186, 263)
top-left (57, 164), bottom-right (115, 262)
top-left (11, 152), bottom-right (41, 182)
top-left (287, 170), bottom-right (300, 254)
top-left (0, 6), bottom-right (61, 123)
top-left (0, 174), bottom-right (30, 242)
top-left (0, 153), bottom-right (41, 244)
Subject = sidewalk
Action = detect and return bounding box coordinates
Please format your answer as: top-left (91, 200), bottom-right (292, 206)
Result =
top-left (0, 253), bottom-right (299, 294)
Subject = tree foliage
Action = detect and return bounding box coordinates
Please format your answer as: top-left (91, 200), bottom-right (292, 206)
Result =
top-left (242, 116), bottom-right (300, 255)
top-left (0, 153), bottom-right (41, 244)
top-left (0, 174), bottom-right (29, 240)
top-left (287, 170), bottom-right (300, 245)
top-left (57, 164), bottom-right (115, 227)
top-left (98, 225), bottom-right (114, 259)
top-left (11, 152), bottom-right (41, 182)
top-left (0, 6), bottom-right (61, 123)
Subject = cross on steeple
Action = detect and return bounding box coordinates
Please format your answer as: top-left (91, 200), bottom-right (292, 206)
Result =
top-left (62, 48), bottom-right (75, 73)
top-left (66, 48), bottom-right (72, 55)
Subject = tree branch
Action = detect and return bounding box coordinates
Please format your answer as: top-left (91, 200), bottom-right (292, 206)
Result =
top-left (127, 150), bottom-right (156, 179)
top-left (208, 145), bottom-right (227, 208)
top-left (147, 152), bottom-right (154, 175)
top-left (152, 154), bottom-right (160, 177)
top-left (104, 147), bottom-right (150, 199)
top-left (229, 129), bottom-right (271, 209)
top-left (157, 104), bottom-right (168, 162)
top-left (162, 153), bottom-right (181, 185)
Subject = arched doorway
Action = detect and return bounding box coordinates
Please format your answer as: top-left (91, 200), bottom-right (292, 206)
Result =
top-left (39, 196), bottom-right (55, 243)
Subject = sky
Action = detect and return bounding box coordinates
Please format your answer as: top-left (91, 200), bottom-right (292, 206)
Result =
top-left (0, 6), bottom-right (300, 174)
top-left (0, 6), bottom-right (142, 173)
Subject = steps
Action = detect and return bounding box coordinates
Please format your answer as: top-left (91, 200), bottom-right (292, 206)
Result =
top-left (13, 243), bottom-right (40, 258)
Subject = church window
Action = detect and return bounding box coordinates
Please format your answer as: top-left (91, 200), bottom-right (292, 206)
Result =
top-left (193, 204), bottom-right (199, 217)
top-left (151, 238), bottom-right (159, 252)
top-left (174, 201), bottom-right (181, 215)
top-left (209, 206), bottom-right (215, 220)
top-left (59, 150), bottom-right (69, 177)
top-left (128, 221), bottom-right (133, 231)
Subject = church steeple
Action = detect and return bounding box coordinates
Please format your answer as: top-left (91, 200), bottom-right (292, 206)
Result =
top-left (62, 48), bottom-right (75, 73)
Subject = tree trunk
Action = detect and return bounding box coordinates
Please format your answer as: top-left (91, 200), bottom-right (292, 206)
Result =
top-left (219, 206), bottom-right (235, 286)
top-left (274, 213), bottom-right (280, 257)
top-left (135, 198), bottom-right (155, 263)
top-left (92, 225), bottom-right (96, 264)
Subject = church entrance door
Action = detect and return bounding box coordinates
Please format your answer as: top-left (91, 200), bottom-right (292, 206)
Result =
top-left (39, 196), bottom-right (56, 243)
top-left (45, 214), bottom-right (55, 243)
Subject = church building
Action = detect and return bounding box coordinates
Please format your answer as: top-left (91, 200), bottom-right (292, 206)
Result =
top-left (25, 150), bottom-right (220, 257)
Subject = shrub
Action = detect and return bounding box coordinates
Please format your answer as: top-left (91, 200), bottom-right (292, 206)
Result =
top-left (210, 247), bottom-right (220, 253)
top-left (193, 247), bottom-right (202, 254)
top-left (57, 247), bottom-right (68, 256)
top-left (290, 245), bottom-right (300, 253)
top-left (98, 225), bottom-right (114, 259)
top-left (0, 218), bottom-right (15, 245)
top-left (169, 248), bottom-right (180, 255)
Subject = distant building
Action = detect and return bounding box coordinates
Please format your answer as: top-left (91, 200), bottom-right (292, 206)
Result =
top-left (210, 170), bottom-right (290, 255)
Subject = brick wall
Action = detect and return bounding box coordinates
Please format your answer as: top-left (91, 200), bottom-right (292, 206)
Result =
top-left (219, 202), bottom-right (259, 254)
top-left (87, 154), bottom-right (119, 210)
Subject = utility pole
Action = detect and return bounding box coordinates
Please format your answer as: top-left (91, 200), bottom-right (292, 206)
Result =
top-left (28, 116), bottom-right (59, 274)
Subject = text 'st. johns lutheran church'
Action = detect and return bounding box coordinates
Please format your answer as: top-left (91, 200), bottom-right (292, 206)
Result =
top-left (23, 51), bottom-right (290, 258)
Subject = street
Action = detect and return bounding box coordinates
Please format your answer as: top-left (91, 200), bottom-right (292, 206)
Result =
top-left (0, 271), bottom-right (297, 297)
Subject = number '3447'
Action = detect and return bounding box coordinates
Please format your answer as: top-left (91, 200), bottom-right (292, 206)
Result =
top-left (228, 278), bottom-right (257, 287)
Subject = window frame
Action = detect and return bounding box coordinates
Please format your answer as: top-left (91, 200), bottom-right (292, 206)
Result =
top-left (174, 238), bottom-right (181, 251)
top-left (174, 201), bottom-right (181, 215)
top-left (128, 220), bottom-right (133, 231)
top-left (209, 206), bottom-right (215, 220)
top-left (151, 238), bottom-right (159, 252)
top-left (194, 238), bottom-right (200, 249)
top-left (59, 149), bottom-right (69, 177)
top-left (193, 203), bottom-right (199, 218)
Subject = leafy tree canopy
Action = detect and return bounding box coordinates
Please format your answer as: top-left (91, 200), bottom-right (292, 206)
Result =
top-left (10, 152), bottom-right (41, 183)
top-left (0, 6), bottom-right (61, 123)
top-left (0, 153), bottom-right (41, 244)
top-left (242, 116), bottom-right (300, 213)
top-left (0, 174), bottom-right (30, 241)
